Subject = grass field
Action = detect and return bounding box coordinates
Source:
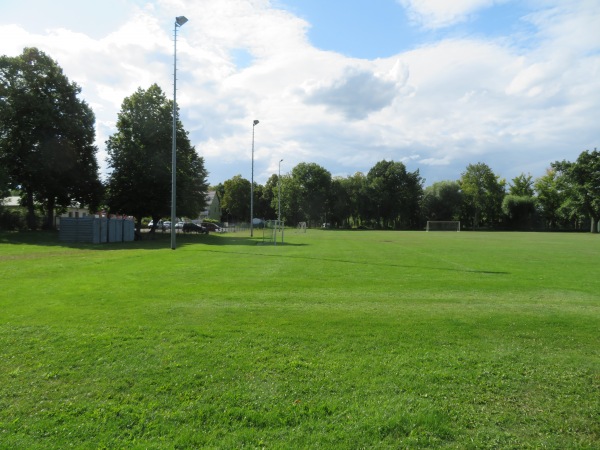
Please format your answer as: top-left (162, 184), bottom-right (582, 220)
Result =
top-left (0, 229), bottom-right (598, 449)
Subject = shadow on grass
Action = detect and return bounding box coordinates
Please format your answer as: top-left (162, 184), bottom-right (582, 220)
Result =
top-left (0, 230), bottom-right (306, 251)
top-left (0, 231), bottom-right (501, 274)
top-left (200, 248), bottom-right (510, 275)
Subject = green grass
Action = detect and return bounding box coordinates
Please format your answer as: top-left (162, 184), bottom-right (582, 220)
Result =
top-left (0, 230), bottom-right (598, 449)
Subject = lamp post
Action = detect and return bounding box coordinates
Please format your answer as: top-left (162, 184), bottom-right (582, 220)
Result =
top-left (171, 15), bottom-right (188, 250)
top-left (277, 158), bottom-right (283, 246)
top-left (250, 119), bottom-right (259, 237)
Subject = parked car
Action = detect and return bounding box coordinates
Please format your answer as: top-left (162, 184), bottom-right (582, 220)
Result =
top-left (182, 222), bottom-right (207, 234)
top-left (175, 221), bottom-right (184, 229)
top-left (201, 222), bottom-right (222, 232)
top-left (148, 220), bottom-right (164, 230)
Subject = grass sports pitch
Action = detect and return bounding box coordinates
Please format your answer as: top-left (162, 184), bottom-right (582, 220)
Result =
top-left (0, 229), bottom-right (598, 448)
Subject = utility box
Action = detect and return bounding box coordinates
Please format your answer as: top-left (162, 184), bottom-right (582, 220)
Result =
top-left (107, 219), bottom-right (122, 242)
top-left (59, 217), bottom-right (134, 244)
top-left (107, 218), bottom-right (135, 242)
top-left (123, 219), bottom-right (135, 242)
top-left (59, 217), bottom-right (107, 243)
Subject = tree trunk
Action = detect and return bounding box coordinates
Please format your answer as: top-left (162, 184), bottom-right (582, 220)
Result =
top-left (25, 190), bottom-right (37, 230)
top-left (43, 197), bottom-right (55, 230)
top-left (591, 217), bottom-right (598, 233)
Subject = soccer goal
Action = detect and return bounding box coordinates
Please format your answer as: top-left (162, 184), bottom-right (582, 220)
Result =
top-left (263, 219), bottom-right (285, 245)
top-left (426, 220), bottom-right (460, 232)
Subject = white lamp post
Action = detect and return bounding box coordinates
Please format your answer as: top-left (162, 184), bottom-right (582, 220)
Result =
top-left (250, 119), bottom-right (259, 237)
top-left (171, 15), bottom-right (188, 250)
top-left (277, 158), bottom-right (283, 246)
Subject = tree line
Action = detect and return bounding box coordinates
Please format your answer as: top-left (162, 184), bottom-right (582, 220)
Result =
top-left (218, 154), bottom-right (600, 233)
top-left (1, 48), bottom-right (208, 232)
top-left (2, 48), bottom-right (598, 233)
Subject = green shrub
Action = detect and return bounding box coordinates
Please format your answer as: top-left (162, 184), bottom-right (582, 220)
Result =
top-left (0, 208), bottom-right (27, 230)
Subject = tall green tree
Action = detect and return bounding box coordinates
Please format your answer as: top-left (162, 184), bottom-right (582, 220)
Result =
top-left (534, 169), bottom-right (564, 229)
top-left (459, 162), bottom-right (505, 229)
top-left (278, 174), bottom-right (302, 226)
top-left (502, 195), bottom-right (536, 230)
top-left (0, 47), bottom-right (102, 229)
top-left (509, 173), bottom-right (535, 197)
top-left (326, 172), bottom-right (368, 228)
top-left (0, 165), bottom-right (10, 226)
top-left (329, 177), bottom-right (352, 228)
top-left (0, 165), bottom-right (9, 199)
top-left (254, 181), bottom-right (277, 220)
top-left (552, 149), bottom-right (600, 233)
top-left (263, 174), bottom-right (280, 220)
top-left (212, 182), bottom-right (225, 222)
top-left (221, 175), bottom-right (250, 222)
top-left (343, 172), bottom-right (368, 228)
top-left (290, 162), bottom-right (332, 226)
top-left (105, 84), bottom-right (207, 231)
top-left (421, 180), bottom-right (463, 222)
top-left (503, 173), bottom-right (536, 230)
top-left (365, 160), bottom-right (423, 229)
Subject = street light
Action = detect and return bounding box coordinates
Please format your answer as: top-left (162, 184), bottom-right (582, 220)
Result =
top-left (277, 159), bottom-right (283, 246)
top-left (250, 119), bottom-right (259, 237)
top-left (171, 15), bottom-right (188, 250)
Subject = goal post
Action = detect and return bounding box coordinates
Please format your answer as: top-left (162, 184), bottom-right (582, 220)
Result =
top-left (426, 220), bottom-right (460, 232)
top-left (264, 219), bottom-right (285, 245)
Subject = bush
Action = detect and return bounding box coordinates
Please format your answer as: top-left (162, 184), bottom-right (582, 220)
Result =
top-left (0, 208), bottom-right (27, 231)
top-left (502, 195), bottom-right (537, 230)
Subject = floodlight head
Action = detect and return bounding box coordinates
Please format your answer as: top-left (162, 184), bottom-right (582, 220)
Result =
top-left (253, 119), bottom-right (259, 126)
top-left (175, 16), bottom-right (188, 26)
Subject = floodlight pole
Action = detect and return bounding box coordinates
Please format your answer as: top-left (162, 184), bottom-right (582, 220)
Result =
top-left (277, 159), bottom-right (283, 246)
top-left (171, 15), bottom-right (188, 250)
top-left (250, 119), bottom-right (259, 237)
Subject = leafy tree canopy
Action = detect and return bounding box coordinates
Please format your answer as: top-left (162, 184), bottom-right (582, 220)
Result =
top-left (0, 47), bottom-right (102, 229)
top-left (509, 173), bottom-right (535, 197)
top-left (105, 84), bottom-right (207, 229)
top-left (460, 162), bottom-right (505, 228)
top-left (534, 169), bottom-right (565, 229)
top-left (290, 162), bottom-right (332, 224)
top-left (365, 160), bottom-right (423, 229)
top-left (422, 180), bottom-right (462, 221)
top-left (552, 149), bottom-right (600, 232)
top-left (221, 175), bottom-right (250, 222)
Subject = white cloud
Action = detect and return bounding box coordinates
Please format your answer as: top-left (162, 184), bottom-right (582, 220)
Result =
top-left (398, 0), bottom-right (502, 28)
top-left (1, 0), bottom-right (599, 187)
top-left (524, 0), bottom-right (600, 55)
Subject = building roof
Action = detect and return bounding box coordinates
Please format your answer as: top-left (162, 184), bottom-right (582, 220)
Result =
top-left (206, 191), bottom-right (217, 202)
top-left (1, 196), bottom-right (21, 207)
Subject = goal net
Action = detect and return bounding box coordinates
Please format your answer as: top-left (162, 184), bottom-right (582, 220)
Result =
top-left (426, 220), bottom-right (460, 232)
top-left (263, 220), bottom-right (284, 245)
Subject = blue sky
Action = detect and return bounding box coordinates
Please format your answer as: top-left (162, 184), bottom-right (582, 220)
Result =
top-left (281, 0), bottom-right (420, 58)
top-left (281, 0), bottom-right (533, 58)
top-left (1, 0), bottom-right (599, 188)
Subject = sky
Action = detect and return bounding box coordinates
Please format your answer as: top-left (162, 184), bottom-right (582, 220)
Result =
top-left (1, 0), bottom-right (599, 187)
